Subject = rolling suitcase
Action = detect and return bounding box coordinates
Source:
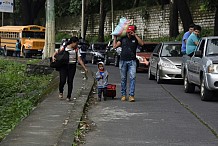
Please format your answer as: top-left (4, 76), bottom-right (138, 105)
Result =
top-left (106, 84), bottom-right (116, 99)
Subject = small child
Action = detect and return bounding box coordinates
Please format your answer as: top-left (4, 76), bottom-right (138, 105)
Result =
top-left (96, 62), bottom-right (108, 101)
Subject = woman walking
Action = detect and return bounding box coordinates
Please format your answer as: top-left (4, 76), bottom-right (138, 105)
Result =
top-left (53, 36), bottom-right (88, 101)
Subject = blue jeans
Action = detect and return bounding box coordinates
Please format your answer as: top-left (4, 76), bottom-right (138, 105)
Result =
top-left (119, 60), bottom-right (136, 96)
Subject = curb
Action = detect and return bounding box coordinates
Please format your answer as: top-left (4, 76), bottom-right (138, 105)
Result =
top-left (56, 67), bottom-right (95, 145)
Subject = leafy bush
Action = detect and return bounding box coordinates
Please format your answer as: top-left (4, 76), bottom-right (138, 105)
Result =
top-left (55, 32), bottom-right (71, 42)
top-left (201, 28), bottom-right (214, 37)
top-left (0, 59), bottom-right (53, 141)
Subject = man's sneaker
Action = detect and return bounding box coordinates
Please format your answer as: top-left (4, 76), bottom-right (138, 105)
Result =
top-left (59, 93), bottom-right (63, 99)
top-left (121, 96), bottom-right (126, 101)
top-left (66, 97), bottom-right (71, 102)
top-left (129, 96), bottom-right (135, 102)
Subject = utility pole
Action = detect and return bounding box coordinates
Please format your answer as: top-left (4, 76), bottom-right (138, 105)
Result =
top-left (43, 0), bottom-right (55, 59)
top-left (111, 0), bottom-right (114, 39)
top-left (81, 0), bottom-right (85, 39)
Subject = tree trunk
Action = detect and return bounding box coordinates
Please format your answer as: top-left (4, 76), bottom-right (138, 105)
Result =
top-left (21, 0), bottom-right (45, 25)
top-left (214, 6), bottom-right (218, 36)
top-left (133, 0), bottom-right (140, 8)
top-left (21, 0), bottom-right (31, 25)
top-left (169, 0), bottom-right (179, 37)
top-left (98, 0), bottom-right (106, 42)
top-left (176, 0), bottom-right (193, 32)
top-left (84, 0), bottom-right (90, 40)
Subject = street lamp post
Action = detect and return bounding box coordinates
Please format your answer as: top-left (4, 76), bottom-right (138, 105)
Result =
top-left (111, 0), bottom-right (114, 39)
top-left (81, 0), bottom-right (85, 39)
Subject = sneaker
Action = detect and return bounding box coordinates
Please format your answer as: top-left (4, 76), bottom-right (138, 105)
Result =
top-left (121, 96), bottom-right (126, 101)
top-left (66, 97), bottom-right (71, 102)
top-left (59, 93), bottom-right (63, 99)
top-left (98, 98), bottom-right (101, 102)
top-left (129, 96), bottom-right (135, 102)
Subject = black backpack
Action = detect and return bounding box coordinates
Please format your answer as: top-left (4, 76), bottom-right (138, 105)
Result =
top-left (50, 48), bottom-right (69, 69)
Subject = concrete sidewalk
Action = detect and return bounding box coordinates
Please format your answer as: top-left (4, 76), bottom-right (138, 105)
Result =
top-left (0, 67), bottom-right (94, 146)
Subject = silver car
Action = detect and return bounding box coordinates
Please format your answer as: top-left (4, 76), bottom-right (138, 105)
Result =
top-left (148, 42), bottom-right (182, 83)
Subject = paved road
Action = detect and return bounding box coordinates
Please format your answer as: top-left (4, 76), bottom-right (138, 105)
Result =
top-left (83, 64), bottom-right (218, 146)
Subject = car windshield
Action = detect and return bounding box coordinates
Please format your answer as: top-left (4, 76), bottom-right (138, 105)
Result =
top-left (137, 44), bottom-right (158, 53)
top-left (93, 44), bottom-right (107, 51)
top-left (206, 39), bottom-right (218, 56)
top-left (161, 44), bottom-right (182, 57)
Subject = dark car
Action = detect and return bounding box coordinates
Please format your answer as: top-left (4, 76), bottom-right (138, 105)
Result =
top-left (104, 40), bottom-right (121, 67)
top-left (86, 42), bottom-right (107, 64)
top-left (136, 42), bottom-right (159, 72)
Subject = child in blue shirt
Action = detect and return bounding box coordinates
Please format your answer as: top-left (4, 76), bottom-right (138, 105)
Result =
top-left (96, 62), bottom-right (108, 101)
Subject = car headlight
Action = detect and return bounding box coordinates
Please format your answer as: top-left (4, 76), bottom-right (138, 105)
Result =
top-left (28, 44), bottom-right (32, 49)
top-left (161, 62), bottom-right (176, 69)
top-left (208, 64), bottom-right (218, 73)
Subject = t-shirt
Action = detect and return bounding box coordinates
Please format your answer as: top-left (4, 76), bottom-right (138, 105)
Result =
top-left (181, 31), bottom-right (191, 53)
top-left (186, 33), bottom-right (200, 55)
top-left (65, 47), bottom-right (81, 64)
top-left (119, 36), bottom-right (138, 61)
top-left (15, 42), bottom-right (21, 51)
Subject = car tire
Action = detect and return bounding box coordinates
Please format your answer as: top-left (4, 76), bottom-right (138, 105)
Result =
top-left (200, 77), bottom-right (213, 101)
top-left (184, 73), bottom-right (195, 93)
top-left (148, 67), bottom-right (155, 80)
top-left (114, 55), bottom-right (119, 67)
top-left (136, 59), bottom-right (139, 73)
top-left (156, 67), bottom-right (162, 84)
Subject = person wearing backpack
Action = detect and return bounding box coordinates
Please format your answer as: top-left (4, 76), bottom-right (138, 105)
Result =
top-left (52, 36), bottom-right (88, 101)
top-left (15, 39), bottom-right (21, 57)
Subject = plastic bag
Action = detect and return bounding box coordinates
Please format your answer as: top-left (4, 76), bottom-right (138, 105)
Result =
top-left (111, 17), bottom-right (131, 37)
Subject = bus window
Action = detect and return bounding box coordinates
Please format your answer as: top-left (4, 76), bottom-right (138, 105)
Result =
top-left (22, 31), bottom-right (45, 39)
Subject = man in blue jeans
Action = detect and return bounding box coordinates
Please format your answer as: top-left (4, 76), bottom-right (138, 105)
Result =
top-left (113, 25), bottom-right (144, 102)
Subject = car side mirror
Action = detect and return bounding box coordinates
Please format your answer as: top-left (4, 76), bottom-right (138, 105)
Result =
top-left (195, 50), bottom-right (202, 57)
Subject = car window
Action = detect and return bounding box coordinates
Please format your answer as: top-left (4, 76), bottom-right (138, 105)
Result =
top-left (206, 39), bottom-right (218, 56)
top-left (140, 44), bottom-right (158, 52)
top-left (153, 44), bottom-right (161, 53)
top-left (92, 44), bottom-right (107, 51)
top-left (161, 44), bottom-right (182, 57)
top-left (198, 39), bottom-right (205, 52)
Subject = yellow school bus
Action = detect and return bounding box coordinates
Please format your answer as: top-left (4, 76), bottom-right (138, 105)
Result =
top-left (0, 25), bottom-right (45, 57)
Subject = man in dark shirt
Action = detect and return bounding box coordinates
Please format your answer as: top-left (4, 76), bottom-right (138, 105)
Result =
top-left (113, 25), bottom-right (144, 102)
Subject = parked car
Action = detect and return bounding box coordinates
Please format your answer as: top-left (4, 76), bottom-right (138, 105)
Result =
top-left (181, 36), bottom-right (218, 101)
top-left (148, 41), bottom-right (183, 83)
top-left (86, 42), bottom-right (107, 64)
top-left (136, 42), bottom-right (159, 72)
top-left (104, 40), bottom-right (121, 67)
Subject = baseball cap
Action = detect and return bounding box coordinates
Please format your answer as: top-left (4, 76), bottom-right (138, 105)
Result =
top-left (126, 25), bottom-right (136, 32)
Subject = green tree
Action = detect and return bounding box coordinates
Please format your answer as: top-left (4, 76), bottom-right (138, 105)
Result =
top-left (201, 0), bottom-right (218, 35)
top-left (20, 0), bottom-right (46, 25)
top-left (169, 0), bottom-right (179, 37)
top-left (176, 0), bottom-right (193, 32)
